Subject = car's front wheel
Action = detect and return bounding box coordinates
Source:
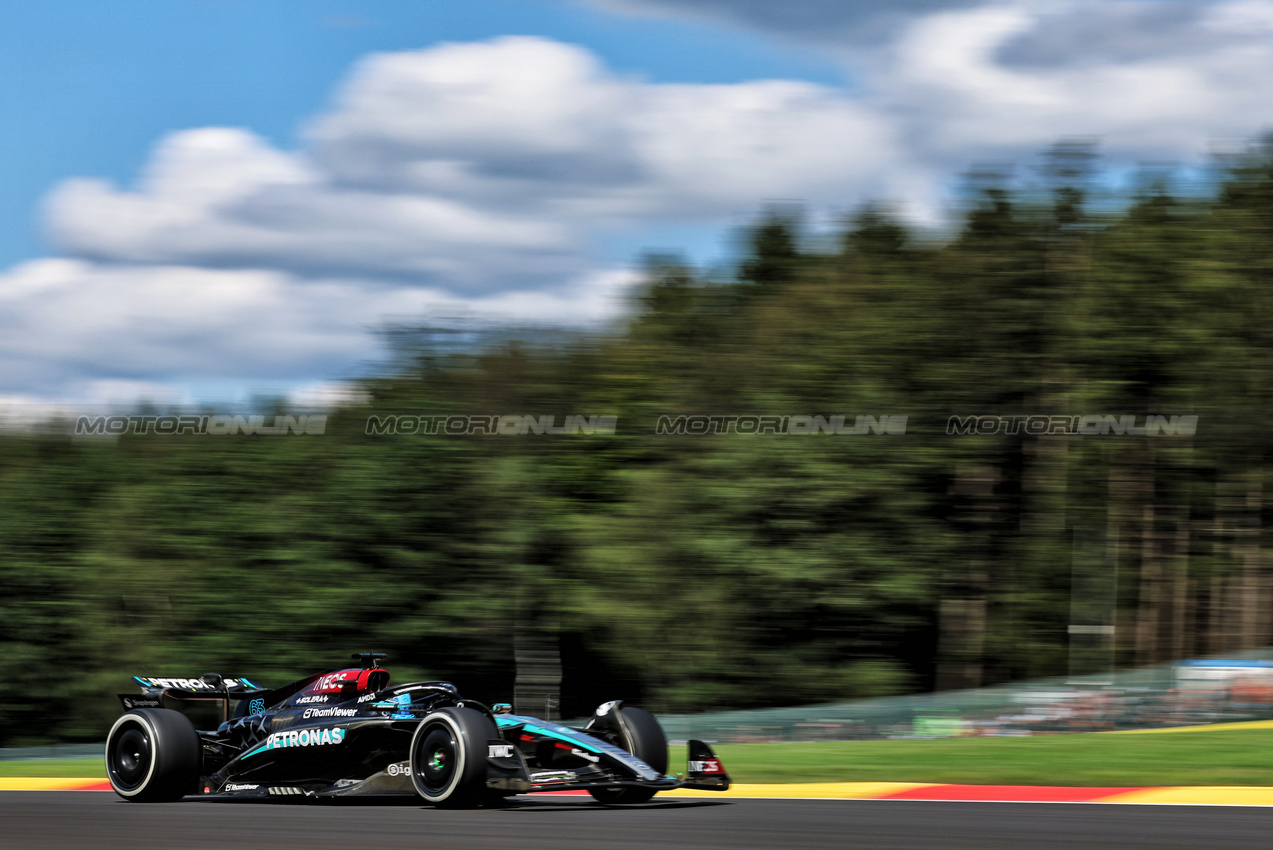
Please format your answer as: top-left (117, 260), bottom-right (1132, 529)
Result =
top-left (409, 707), bottom-right (499, 807)
top-left (105, 708), bottom-right (201, 802)
top-left (587, 705), bottom-right (668, 805)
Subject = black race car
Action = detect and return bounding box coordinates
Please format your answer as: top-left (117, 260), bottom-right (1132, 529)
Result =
top-left (106, 653), bottom-right (730, 806)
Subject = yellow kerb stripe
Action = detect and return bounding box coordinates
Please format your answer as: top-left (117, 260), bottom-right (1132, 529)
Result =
top-left (1098, 786), bottom-right (1273, 806)
top-left (0, 778), bottom-right (106, 791)
top-left (664, 782), bottom-right (935, 799)
top-left (1108, 719), bottom-right (1273, 735)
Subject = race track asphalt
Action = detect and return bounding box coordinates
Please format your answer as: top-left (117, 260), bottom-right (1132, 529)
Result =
top-left (6, 792), bottom-right (1273, 850)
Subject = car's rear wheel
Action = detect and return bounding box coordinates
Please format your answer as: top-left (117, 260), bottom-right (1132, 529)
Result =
top-left (409, 707), bottom-right (499, 807)
top-left (588, 705), bottom-right (668, 805)
top-left (106, 708), bottom-right (201, 802)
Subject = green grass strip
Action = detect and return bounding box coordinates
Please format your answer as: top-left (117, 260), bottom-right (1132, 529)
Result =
top-left (0, 758), bottom-right (104, 778)
top-left (680, 728), bottom-right (1273, 786)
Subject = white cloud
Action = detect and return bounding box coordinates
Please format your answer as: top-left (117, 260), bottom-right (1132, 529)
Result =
top-left (309, 37), bottom-right (645, 197)
top-left (1206, 0), bottom-right (1273, 31)
top-left (14, 9), bottom-right (1273, 405)
top-left (873, 1), bottom-right (1273, 165)
top-left (0, 256), bottom-right (637, 402)
top-left (588, 0), bottom-right (1273, 165)
top-left (43, 37), bottom-right (901, 291)
top-left (309, 37), bottom-right (898, 219)
top-left (628, 80), bottom-right (896, 215)
top-left (45, 126), bottom-right (578, 290)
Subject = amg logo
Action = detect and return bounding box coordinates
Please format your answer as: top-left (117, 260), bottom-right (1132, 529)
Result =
top-left (488, 744), bottom-right (515, 759)
top-left (689, 759), bottom-right (724, 774)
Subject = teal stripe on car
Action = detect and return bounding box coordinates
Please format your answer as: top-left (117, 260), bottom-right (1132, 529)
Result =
top-left (495, 715), bottom-right (603, 754)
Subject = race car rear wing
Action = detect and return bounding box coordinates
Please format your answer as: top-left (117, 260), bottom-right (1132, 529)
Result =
top-left (131, 675), bottom-right (264, 693)
top-left (119, 674), bottom-right (270, 723)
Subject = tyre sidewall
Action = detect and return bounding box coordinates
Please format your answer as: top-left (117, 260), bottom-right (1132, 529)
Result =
top-left (613, 706), bottom-right (668, 775)
top-left (106, 708), bottom-right (200, 802)
top-left (409, 707), bottom-right (496, 807)
top-left (588, 705), bottom-right (667, 805)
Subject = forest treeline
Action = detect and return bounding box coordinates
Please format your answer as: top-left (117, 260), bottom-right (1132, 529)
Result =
top-left (5, 142), bottom-right (1273, 744)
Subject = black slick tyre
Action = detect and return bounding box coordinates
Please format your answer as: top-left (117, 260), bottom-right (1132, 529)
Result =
top-left (588, 705), bottom-right (668, 805)
top-left (105, 708), bottom-right (201, 802)
top-left (409, 707), bottom-right (499, 807)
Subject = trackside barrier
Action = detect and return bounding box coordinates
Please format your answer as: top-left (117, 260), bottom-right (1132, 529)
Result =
top-left (655, 649), bottom-right (1273, 743)
top-left (0, 744), bottom-right (104, 761)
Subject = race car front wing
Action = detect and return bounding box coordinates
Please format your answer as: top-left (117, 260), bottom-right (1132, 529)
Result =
top-left (483, 736), bottom-right (730, 795)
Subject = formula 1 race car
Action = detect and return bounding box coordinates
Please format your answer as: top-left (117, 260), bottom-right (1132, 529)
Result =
top-left (106, 653), bottom-right (730, 806)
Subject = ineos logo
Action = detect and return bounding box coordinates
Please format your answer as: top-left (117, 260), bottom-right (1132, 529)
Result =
top-left (314, 673), bottom-right (348, 691)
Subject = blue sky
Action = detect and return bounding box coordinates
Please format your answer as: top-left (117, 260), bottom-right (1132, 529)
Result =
top-left (3, 0), bottom-right (1272, 410)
